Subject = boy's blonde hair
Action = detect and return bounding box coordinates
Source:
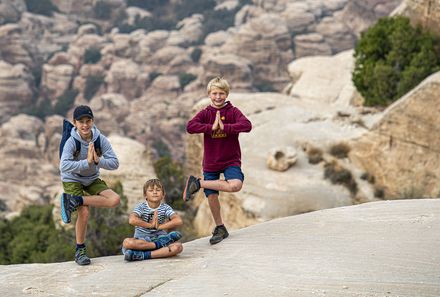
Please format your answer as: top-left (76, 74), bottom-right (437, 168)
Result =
top-left (207, 77), bottom-right (230, 95)
top-left (143, 178), bottom-right (165, 196)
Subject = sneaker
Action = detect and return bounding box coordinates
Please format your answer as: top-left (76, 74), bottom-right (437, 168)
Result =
top-left (209, 225), bottom-right (229, 245)
top-left (168, 231), bottom-right (182, 242)
top-left (124, 249), bottom-right (146, 261)
top-left (183, 176), bottom-right (201, 202)
top-left (75, 247), bottom-right (91, 266)
top-left (154, 231), bottom-right (182, 248)
top-left (60, 193), bottom-right (81, 224)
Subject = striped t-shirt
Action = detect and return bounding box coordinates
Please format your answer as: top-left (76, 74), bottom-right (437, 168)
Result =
top-left (132, 201), bottom-right (175, 238)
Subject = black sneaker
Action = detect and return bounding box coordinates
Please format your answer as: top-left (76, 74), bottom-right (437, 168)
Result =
top-left (183, 176), bottom-right (201, 202)
top-left (75, 247), bottom-right (91, 265)
top-left (209, 225), bottom-right (229, 245)
top-left (60, 193), bottom-right (81, 224)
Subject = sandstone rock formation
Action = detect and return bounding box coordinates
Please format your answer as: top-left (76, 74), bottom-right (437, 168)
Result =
top-left (0, 61), bottom-right (34, 124)
top-left (349, 72), bottom-right (440, 199)
top-left (1, 199), bottom-right (439, 297)
top-left (0, 114), bottom-right (60, 218)
top-left (393, 0), bottom-right (440, 36)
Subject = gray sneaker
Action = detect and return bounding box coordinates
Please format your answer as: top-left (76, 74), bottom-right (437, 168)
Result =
top-left (209, 225), bottom-right (229, 245)
top-left (60, 193), bottom-right (81, 224)
top-left (75, 247), bottom-right (91, 266)
top-left (183, 176), bottom-right (201, 202)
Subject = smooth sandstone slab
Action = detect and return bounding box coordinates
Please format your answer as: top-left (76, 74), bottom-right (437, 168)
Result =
top-left (1, 199), bottom-right (439, 297)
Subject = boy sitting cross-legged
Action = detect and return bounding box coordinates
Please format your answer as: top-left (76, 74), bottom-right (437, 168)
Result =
top-left (122, 178), bottom-right (183, 261)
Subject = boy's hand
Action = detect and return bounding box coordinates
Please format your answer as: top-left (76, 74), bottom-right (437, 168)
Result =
top-left (218, 112), bottom-right (224, 130)
top-left (87, 143), bottom-right (94, 165)
top-left (152, 210), bottom-right (159, 229)
top-left (212, 111), bottom-right (220, 131)
top-left (93, 147), bottom-right (100, 165)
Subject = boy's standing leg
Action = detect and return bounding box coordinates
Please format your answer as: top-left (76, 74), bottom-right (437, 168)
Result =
top-left (184, 166), bottom-right (245, 244)
top-left (62, 179), bottom-right (120, 265)
top-left (207, 192), bottom-right (229, 244)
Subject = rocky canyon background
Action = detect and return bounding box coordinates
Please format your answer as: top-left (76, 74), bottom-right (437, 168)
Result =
top-left (1, 0), bottom-right (439, 240)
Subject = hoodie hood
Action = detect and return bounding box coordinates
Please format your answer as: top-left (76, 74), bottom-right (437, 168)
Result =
top-left (71, 125), bottom-right (101, 144)
top-left (206, 101), bottom-right (233, 112)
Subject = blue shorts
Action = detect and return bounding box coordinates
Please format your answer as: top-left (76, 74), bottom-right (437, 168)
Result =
top-left (134, 230), bottom-right (167, 242)
top-left (203, 166), bottom-right (244, 197)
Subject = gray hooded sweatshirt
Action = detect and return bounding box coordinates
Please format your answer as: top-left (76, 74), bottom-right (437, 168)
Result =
top-left (60, 125), bottom-right (119, 186)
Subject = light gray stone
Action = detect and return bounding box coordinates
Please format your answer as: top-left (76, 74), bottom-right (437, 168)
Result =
top-left (1, 199), bottom-right (439, 297)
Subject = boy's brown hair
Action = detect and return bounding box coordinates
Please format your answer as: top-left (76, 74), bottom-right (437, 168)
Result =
top-left (207, 76), bottom-right (230, 95)
top-left (143, 178), bottom-right (166, 196)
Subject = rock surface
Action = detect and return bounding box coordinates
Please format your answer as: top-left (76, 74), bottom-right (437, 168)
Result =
top-left (350, 72), bottom-right (440, 198)
top-left (1, 199), bottom-right (439, 297)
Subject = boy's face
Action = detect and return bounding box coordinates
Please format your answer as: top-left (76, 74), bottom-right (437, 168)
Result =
top-left (73, 116), bottom-right (93, 139)
top-left (144, 185), bottom-right (164, 204)
top-left (209, 87), bottom-right (228, 109)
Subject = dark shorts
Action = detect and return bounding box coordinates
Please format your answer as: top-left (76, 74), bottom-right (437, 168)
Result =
top-left (62, 178), bottom-right (109, 196)
top-left (203, 166), bottom-right (244, 197)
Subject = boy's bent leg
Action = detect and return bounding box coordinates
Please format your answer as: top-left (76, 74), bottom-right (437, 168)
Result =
top-left (83, 189), bottom-right (121, 208)
top-left (183, 176), bottom-right (201, 201)
top-left (151, 242), bottom-right (183, 259)
top-left (122, 238), bottom-right (156, 251)
top-left (82, 179), bottom-right (121, 208)
top-left (201, 179), bottom-right (243, 193)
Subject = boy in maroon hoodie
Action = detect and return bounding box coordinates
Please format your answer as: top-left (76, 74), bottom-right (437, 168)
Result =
top-left (183, 77), bottom-right (252, 244)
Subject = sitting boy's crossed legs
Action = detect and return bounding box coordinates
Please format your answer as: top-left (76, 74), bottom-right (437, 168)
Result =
top-left (122, 231), bottom-right (183, 261)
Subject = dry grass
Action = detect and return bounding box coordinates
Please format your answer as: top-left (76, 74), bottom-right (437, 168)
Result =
top-left (328, 142), bottom-right (351, 159)
top-left (306, 146), bottom-right (324, 164)
top-left (324, 161), bottom-right (358, 196)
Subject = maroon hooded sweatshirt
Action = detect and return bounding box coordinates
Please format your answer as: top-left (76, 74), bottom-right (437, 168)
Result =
top-left (187, 101), bottom-right (252, 172)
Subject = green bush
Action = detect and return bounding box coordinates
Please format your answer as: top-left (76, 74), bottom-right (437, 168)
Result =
top-left (25, 0), bottom-right (59, 17)
top-left (153, 139), bottom-right (171, 158)
top-left (94, 1), bottom-right (112, 19)
top-left (54, 89), bottom-right (78, 116)
top-left (191, 48), bottom-right (202, 63)
top-left (153, 157), bottom-right (185, 210)
top-left (324, 161), bottom-right (358, 196)
top-left (22, 97), bottom-right (53, 120)
top-left (255, 81), bottom-right (276, 92)
top-left (329, 142), bottom-right (351, 159)
top-left (353, 16), bottom-right (440, 106)
top-left (84, 75), bottom-right (105, 101)
top-left (179, 73), bottom-right (197, 89)
top-left (84, 48), bottom-right (102, 64)
top-left (0, 181), bottom-right (132, 264)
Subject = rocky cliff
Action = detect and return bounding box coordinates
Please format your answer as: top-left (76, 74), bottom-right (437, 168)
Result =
top-left (393, 0), bottom-right (440, 36)
top-left (350, 72), bottom-right (440, 198)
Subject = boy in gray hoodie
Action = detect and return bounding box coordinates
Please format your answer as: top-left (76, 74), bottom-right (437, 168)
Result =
top-left (60, 105), bottom-right (120, 265)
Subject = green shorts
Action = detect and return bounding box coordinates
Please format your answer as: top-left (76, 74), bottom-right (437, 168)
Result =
top-left (62, 178), bottom-right (109, 196)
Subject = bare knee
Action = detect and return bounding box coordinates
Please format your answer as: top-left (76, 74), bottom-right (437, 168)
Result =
top-left (109, 194), bottom-right (120, 208)
top-left (77, 206), bottom-right (89, 221)
top-left (229, 181), bottom-right (242, 192)
top-left (123, 238), bottom-right (134, 248)
top-left (170, 242), bottom-right (183, 254)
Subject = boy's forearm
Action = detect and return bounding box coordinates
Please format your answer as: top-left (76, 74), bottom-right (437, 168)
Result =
top-left (158, 216), bottom-right (183, 230)
top-left (129, 215), bottom-right (153, 229)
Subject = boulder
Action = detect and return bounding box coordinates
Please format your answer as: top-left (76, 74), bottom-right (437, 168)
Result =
top-left (266, 146), bottom-right (298, 171)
